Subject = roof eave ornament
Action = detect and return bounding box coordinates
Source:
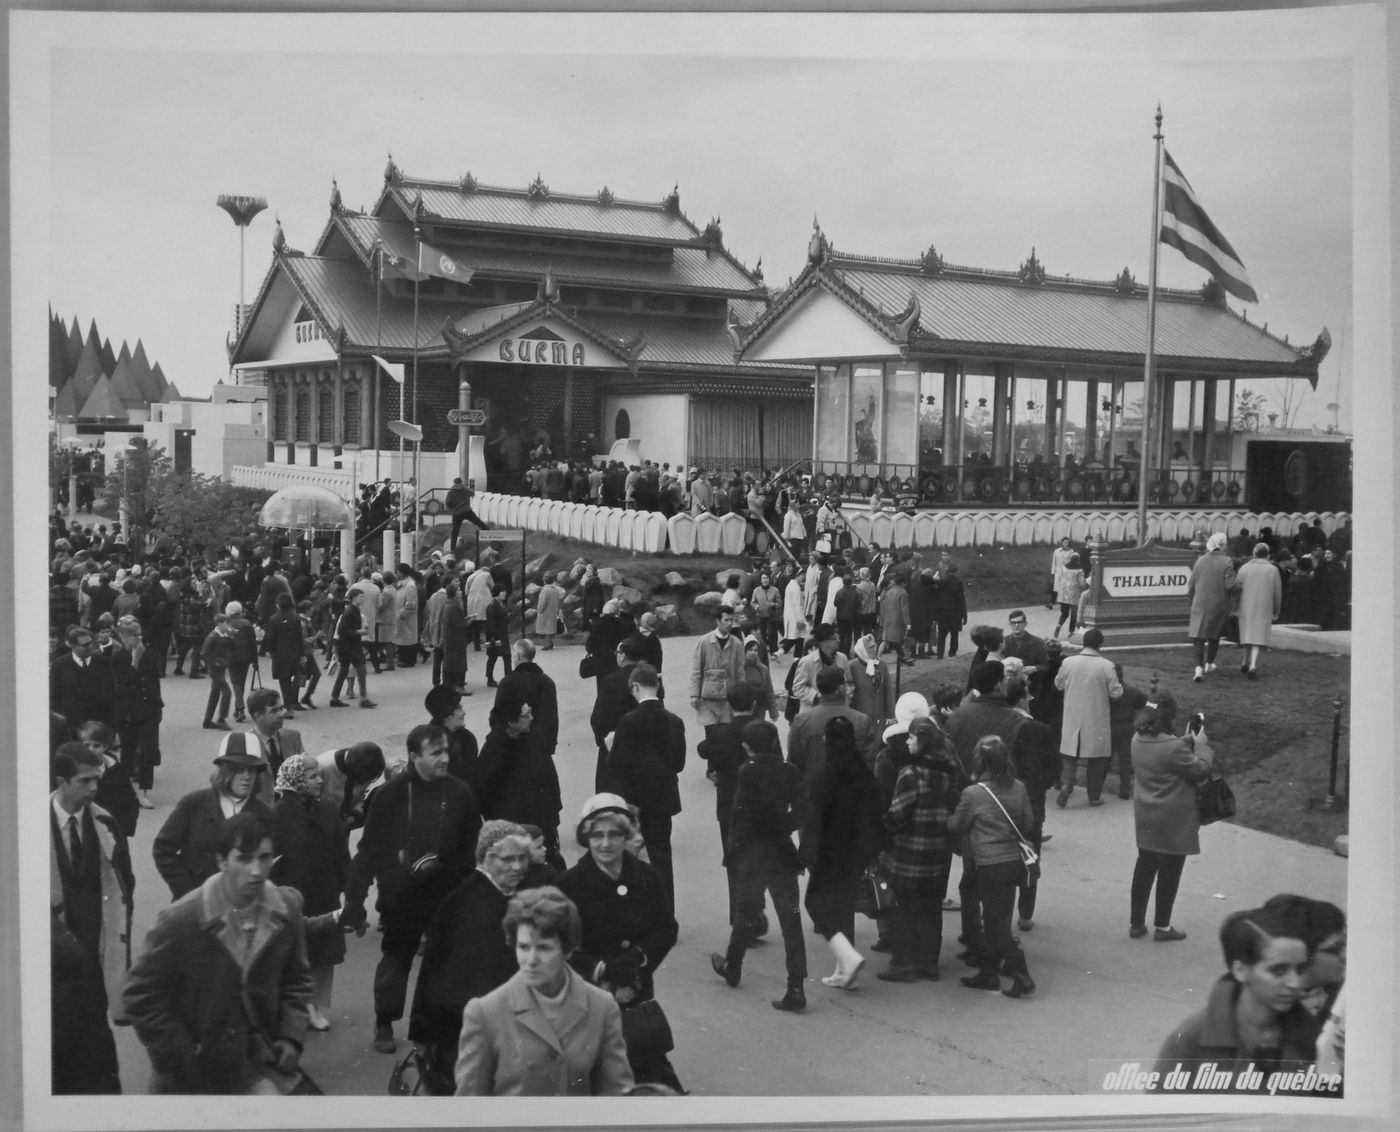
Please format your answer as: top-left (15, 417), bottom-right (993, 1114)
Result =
top-left (807, 216), bottom-right (830, 266)
top-left (384, 153), bottom-right (400, 185)
top-left (272, 216), bottom-right (286, 253)
top-left (413, 192), bottom-right (426, 220)
top-left (1200, 277), bottom-right (1228, 306)
top-left (700, 216), bottom-right (723, 254)
top-left (892, 293), bottom-right (921, 342)
top-left (527, 173), bottom-right (550, 202)
top-left (752, 256), bottom-right (764, 285)
top-left (919, 243), bottom-right (944, 277)
top-left (1017, 246), bottom-right (1046, 286)
top-left (1306, 327), bottom-right (1332, 365)
top-left (459, 172), bottom-right (477, 194)
top-left (329, 179), bottom-right (342, 213)
top-left (1114, 266), bottom-right (1137, 294)
top-left (597, 185), bottom-right (615, 207)
top-left (662, 184), bottom-right (680, 214)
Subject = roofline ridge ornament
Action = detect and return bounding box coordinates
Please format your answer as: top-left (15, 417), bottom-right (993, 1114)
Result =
top-left (753, 255), bottom-right (764, 284)
top-left (1018, 246), bottom-right (1046, 285)
top-left (329, 178), bottom-right (342, 213)
top-left (1201, 277), bottom-right (1227, 306)
top-left (1114, 266), bottom-right (1137, 293)
top-left (893, 293), bottom-right (921, 340)
top-left (662, 184), bottom-right (680, 214)
top-left (597, 185), bottom-right (614, 207)
top-left (919, 243), bottom-right (944, 277)
top-left (527, 173), bottom-right (550, 201)
top-left (272, 215), bottom-right (286, 252)
top-left (384, 153), bottom-right (400, 184)
top-left (808, 216), bottom-right (830, 265)
top-left (459, 172), bottom-right (477, 193)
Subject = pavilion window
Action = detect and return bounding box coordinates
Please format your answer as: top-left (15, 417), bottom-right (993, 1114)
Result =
top-left (850, 365), bottom-right (882, 466)
top-left (343, 386), bottom-right (360, 445)
top-left (318, 385), bottom-right (334, 443)
top-left (882, 362), bottom-right (919, 469)
top-left (295, 387), bottom-right (311, 442)
top-left (815, 365), bottom-right (847, 463)
top-left (276, 387), bottom-right (292, 442)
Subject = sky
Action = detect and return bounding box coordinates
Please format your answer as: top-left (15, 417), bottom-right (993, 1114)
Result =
top-left (17, 6), bottom-right (1386, 432)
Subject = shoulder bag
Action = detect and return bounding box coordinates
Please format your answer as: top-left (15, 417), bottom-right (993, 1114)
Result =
top-left (855, 862), bottom-right (896, 918)
top-left (978, 783), bottom-right (1039, 867)
top-left (1197, 765), bottom-right (1237, 825)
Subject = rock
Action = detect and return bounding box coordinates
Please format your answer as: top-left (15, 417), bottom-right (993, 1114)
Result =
top-left (524, 583), bottom-right (541, 602)
top-left (714, 569), bottom-right (740, 587)
top-left (692, 590), bottom-right (724, 613)
top-left (1334, 834), bottom-right (1349, 858)
top-left (652, 604), bottom-right (680, 633)
top-left (570, 560), bottom-right (589, 581)
top-left (663, 571), bottom-right (690, 590)
top-left (562, 593), bottom-right (582, 607)
top-left (525, 554), bottom-right (551, 578)
top-left (522, 606), bottom-right (537, 623)
top-left (613, 585), bottom-right (643, 607)
top-left (597, 567), bottom-right (623, 586)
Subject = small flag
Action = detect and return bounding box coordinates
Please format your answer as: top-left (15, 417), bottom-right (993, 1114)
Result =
top-left (418, 241), bottom-right (475, 284)
top-left (1160, 151), bottom-right (1257, 303)
top-left (372, 355), bottom-right (405, 385)
top-left (375, 242), bottom-right (425, 282)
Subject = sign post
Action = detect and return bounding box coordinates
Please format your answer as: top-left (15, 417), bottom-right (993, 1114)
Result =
top-left (455, 379), bottom-right (474, 486)
top-left (1081, 535), bottom-right (1197, 647)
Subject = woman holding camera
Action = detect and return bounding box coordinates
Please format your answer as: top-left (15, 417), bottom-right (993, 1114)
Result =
top-left (1129, 694), bottom-right (1214, 942)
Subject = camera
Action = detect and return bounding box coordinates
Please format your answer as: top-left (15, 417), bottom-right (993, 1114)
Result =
top-left (1187, 712), bottom-right (1205, 735)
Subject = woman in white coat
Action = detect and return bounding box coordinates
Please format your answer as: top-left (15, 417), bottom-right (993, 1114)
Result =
top-left (1232, 544), bottom-right (1282, 680)
top-left (1053, 627), bottom-right (1123, 808)
top-left (781, 569), bottom-right (806, 656)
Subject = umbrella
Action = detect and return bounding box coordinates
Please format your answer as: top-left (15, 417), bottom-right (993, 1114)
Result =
top-left (258, 484), bottom-right (354, 532)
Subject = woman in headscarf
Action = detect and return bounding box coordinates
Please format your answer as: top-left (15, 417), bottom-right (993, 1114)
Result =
top-left (740, 635), bottom-right (778, 721)
top-left (1232, 543), bottom-right (1283, 680)
top-left (1187, 532), bottom-right (1237, 683)
top-left (848, 634), bottom-right (886, 724)
top-left (270, 752), bottom-right (349, 1031)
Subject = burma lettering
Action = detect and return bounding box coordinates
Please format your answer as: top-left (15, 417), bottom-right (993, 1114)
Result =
top-left (294, 321), bottom-right (326, 344)
top-left (498, 339), bottom-right (587, 365)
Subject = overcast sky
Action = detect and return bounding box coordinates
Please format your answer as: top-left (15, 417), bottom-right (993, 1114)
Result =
top-left (16, 6), bottom-right (1386, 431)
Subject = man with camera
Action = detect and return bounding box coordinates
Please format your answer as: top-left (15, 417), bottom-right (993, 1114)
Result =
top-left (340, 724), bottom-right (482, 1055)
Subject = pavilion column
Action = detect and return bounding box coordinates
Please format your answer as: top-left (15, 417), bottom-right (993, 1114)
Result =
top-left (334, 361), bottom-right (344, 446)
top-left (941, 362), bottom-right (959, 461)
top-left (991, 364), bottom-right (1011, 466)
top-left (1158, 377), bottom-right (1176, 471)
top-left (1200, 380), bottom-right (1218, 477)
top-left (1084, 377), bottom-right (1100, 464)
top-left (307, 370), bottom-right (320, 449)
top-left (562, 366), bottom-right (574, 462)
top-left (1044, 377), bottom-right (1060, 466)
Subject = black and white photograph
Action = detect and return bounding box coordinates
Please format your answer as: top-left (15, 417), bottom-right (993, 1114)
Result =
top-left (7, 3), bottom-right (1393, 1129)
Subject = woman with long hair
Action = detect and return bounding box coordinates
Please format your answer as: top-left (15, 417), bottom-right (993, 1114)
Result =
top-left (948, 736), bottom-right (1036, 998)
top-left (1129, 693), bottom-right (1214, 942)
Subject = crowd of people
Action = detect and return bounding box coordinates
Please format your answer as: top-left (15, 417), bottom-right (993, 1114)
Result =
top-left (45, 505), bottom-right (1348, 1099)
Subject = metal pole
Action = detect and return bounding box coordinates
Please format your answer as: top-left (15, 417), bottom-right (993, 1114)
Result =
top-left (1138, 106), bottom-right (1165, 546)
top-left (459, 376), bottom-right (471, 485)
top-left (374, 246), bottom-right (382, 482)
top-left (1323, 691), bottom-right (1346, 808)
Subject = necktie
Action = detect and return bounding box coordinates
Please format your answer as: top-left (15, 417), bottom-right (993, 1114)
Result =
top-left (268, 733), bottom-right (281, 769)
top-left (67, 814), bottom-right (83, 873)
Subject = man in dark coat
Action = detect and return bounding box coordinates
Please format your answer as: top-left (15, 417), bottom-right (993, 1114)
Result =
top-left (51, 625), bottom-right (114, 729)
top-left (590, 636), bottom-right (641, 792)
top-left (475, 686), bottom-right (565, 871)
top-left (494, 638), bottom-right (560, 757)
top-left (444, 476), bottom-right (487, 553)
top-left (483, 586), bottom-right (512, 687)
top-left (696, 684), bottom-right (758, 928)
top-left (605, 664), bottom-right (686, 909)
top-left (786, 666), bottom-right (877, 803)
top-left (341, 724), bottom-right (482, 1056)
top-left (1001, 609), bottom-right (1049, 703)
top-left (425, 684), bottom-right (481, 791)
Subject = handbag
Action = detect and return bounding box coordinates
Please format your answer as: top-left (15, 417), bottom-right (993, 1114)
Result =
top-left (578, 652), bottom-right (598, 679)
top-left (620, 997), bottom-right (675, 1056)
top-left (978, 783), bottom-right (1039, 867)
top-left (388, 1046), bottom-right (453, 1096)
top-left (1197, 767), bottom-right (1237, 825)
top-left (855, 862), bottom-right (896, 918)
top-left (699, 666), bottom-right (729, 701)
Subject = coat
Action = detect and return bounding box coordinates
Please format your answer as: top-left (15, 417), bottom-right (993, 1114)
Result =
top-left (559, 851), bottom-right (678, 1005)
top-left (270, 792), bottom-right (350, 968)
top-left (688, 629), bottom-right (746, 727)
top-left (931, 575), bottom-right (967, 629)
top-left (465, 569), bottom-right (494, 621)
top-left (1131, 731), bottom-right (1214, 856)
top-left (782, 578), bottom-right (806, 641)
top-left (393, 579), bottom-right (419, 647)
top-left (1187, 550), bottom-right (1237, 639)
top-left (421, 588), bottom-right (448, 650)
top-left (453, 967), bottom-right (634, 1096)
top-left (117, 876), bottom-right (313, 1093)
top-left (881, 752), bottom-right (960, 889)
top-left (786, 700), bottom-right (877, 795)
top-left (799, 745), bottom-right (882, 876)
top-left (49, 800), bottom-right (134, 1002)
top-left (152, 788), bottom-right (274, 900)
top-left (1054, 648), bottom-right (1123, 760)
top-left (476, 725), bottom-right (563, 837)
top-left (375, 585), bottom-right (397, 641)
top-left (245, 725), bottom-right (305, 807)
top-left (948, 779), bottom-right (1035, 868)
top-left (495, 662), bottom-right (560, 756)
top-left (50, 651), bottom-right (114, 729)
top-left (789, 648), bottom-right (852, 710)
top-left (262, 609), bottom-right (306, 681)
top-left (1233, 559), bottom-right (1282, 647)
top-left (878, 582), bottom-right (910, 645)
top-left (440, 598), bottom-right (468, 673)
top-left (606, 699), bottom-right (686, 818)
top-left (908, 574), bottom-right (937, 638)
top-left (590, 663), bottom-right (638, 745)
top-left (108, 641), bottom-right (164, 727)
top-left (534, 583), bottom-right (564, 636)
top-left (725, 751), bottom-right (801, 873)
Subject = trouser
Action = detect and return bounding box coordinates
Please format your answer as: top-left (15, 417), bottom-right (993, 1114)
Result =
top-left (1060, 754), bottom-right (1109, 802)
top-left (1016, 787), bottom-right (1049, 922)
top-left (302, 654), bottom-right (321, 700)
top-left (116, 716), bottom-right (160, 791)
top-left (725, 865), bottom-right (806, 984)
top-left (1113, 741), bottom-right (1134, 796)
top-left (973, 859), bottom-right (1027, 976)
top-left (804, 861), bottom-right (863, 942)
top-left (442, 666), bottom-right (466, 694)
top-left (174, 635), bottom-right (202, 673)
top-left (228, 661), bottom-right (251, 716)
top-left (485, 645), bottom-right (512, 683)
top-left (204, 667), bottom-right (232, 723)
top-left (148, 630), bottom-right (172, 676)
top-left (1192, 638), bottom-right (1222, 667)
top-left (330, 651), bottom-right (367, 700)
top-left (1130, 850), bottom-right (1186, 929)
top-left (638, 809), bottom-right (675, 909)
top-left (887, 879), bottom-right (949, 973)
top-left (935, 621), bottom-right (960, 658)
top-left (374, 890), bottom-right (447, 1025)
top-left (431, 647), bottom-right (444, 687)
top-left (856, 612), bottom-right (877, 640)
top-left (757, 616), bottom-right (778, 653)
top-left (958, 858), bottom-right (981, 947)
top-left (277, 675), bottom-right (300, 713)
top-left (396, 644), bottom-right (417, 667)
top-left (1055, 602), bottom-right (1077, 635)
top-left (837, 620), bottom-right (855, 656)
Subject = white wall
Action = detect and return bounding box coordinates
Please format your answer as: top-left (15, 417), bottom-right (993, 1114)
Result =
top-left (601, 393), bottom-right (687, 468)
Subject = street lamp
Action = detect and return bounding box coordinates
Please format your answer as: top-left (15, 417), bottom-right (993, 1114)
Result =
top-left (216, 194), bottom-right (268, 343)
top-left (388, 419), bottom-right (423, 564)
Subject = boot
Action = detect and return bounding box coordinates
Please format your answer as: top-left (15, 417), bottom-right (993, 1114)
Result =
top-left (710, 952), bottom-right (741, 988)
top-left (771, 982), bottom-right (806, 1012)
top-left (959, 970), bottom-right (1000, 991)
top-left (1002, 950), bottom-right (1036, 998)
top-left (820, 932), bottom-right (865, 990)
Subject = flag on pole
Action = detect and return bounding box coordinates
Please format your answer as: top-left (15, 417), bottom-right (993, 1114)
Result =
top-left (1159, 151), bottom-right (1258, 303)
top-left (375, 242), bottom-right (426, 282)
top-left (418, 241), bottom-right (475, 284)
top-left (372, 354), bottom-right (405, 385)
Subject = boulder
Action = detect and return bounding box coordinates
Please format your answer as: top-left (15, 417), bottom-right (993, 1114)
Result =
top-left (524, 583), bottom-right (541, 603)
top-left (692, 590), bottom-right (724, 613)
top-left (525, 554), bottom-right (551, 579)
top-left (562, 593), bottom-right (582, 607)
top-left (613, 584), bottom-right (643, 607)
top-left (663, 571), bottom-right (690, 590)
top-left (651, 604), bottom-right (681, 633)
top-left (1334, 834), bottom-right (1349, 858)
top-left (597, 567), bottom-right (623, 586)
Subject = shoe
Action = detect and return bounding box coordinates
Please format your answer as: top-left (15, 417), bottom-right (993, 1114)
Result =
top-left (1240, 662), bottom-right (1250, 675)
top-left (959, 973), bottom-right (1000, 991)
top-left (329, 699), bottom-right (348, 707)
top-left (876, 967), bottom-right (919, 983)
top-left (710, 953), bottom-right (740, 988)
top-left (1055, 787), bottom-right (1071, 808)
top-left (202, 720), bottom-right (229, 731)
top-left (1002, 972), bottom-right (1036, 998)
top-left (942, 897), bottom-right (960, 912)
top-left (915, 967), bottom-right (941, 981)
top-left (307, 1004), bottom-right (331, 1032)
top-left (233, 712), bottom-right (247, 723)
top-left (172, 667), bottom-right (184, 676)
top-left (870, 937), bottom-right (891, 954)
top-left (1129, 924), bottom-right (1148, 938)
top-left (821, 932), bottom-right (864, 988)
top-left (1118, 790), bottom-right (1131, 800)
top-left (137, 794), bottom-right (155, 810)
top-left (1018, 919), bottom-right (1034, 932)
top-left (1040, 834), bottom-right (1052, 844)
top-left (956, 949), bottom-right (980, 966)
top-left (771, 985), bottom-right (806, 1013)
top-left (1205, 662), bottom-right (1217, 674)
top-left (189, 671), bottom-right (204, 679)
top-left (1088, 798), bottom-right (1105, 808)
top-left (1247, 668), bottom-right (1258, 681)
top-left (486, 679), bottom-right (498, 688)
top-left (1154, 927), bottom-right (1187, 942)
top-left (1193, 666), bottom-right (1204, 683)
top-left (373, 1023), bottom-right (397, 1054)
top-left (359, 699), bottom-right (377, 708)
top-left (301, 699), bottom-right (317, 709)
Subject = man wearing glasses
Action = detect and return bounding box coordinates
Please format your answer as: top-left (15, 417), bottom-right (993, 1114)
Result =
top-left (1001, 610), bottom-right (1049, 704)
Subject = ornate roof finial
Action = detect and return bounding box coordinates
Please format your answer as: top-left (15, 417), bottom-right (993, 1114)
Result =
top-left (597, 185), bottom-right (614, 207)
top-left (459, 172), bottom-right (477, 193)
top-left (1201, 277), bottom-right (1227, 305)
top-left (272, 215), bottom-right (286, 252)
top-left (662, 184), bottom-right (680, 213)
top-left (808, 216), bottom-right (830, 265)
top-left (700, 216), bottom-right (724, 248)
top-left (753, 256), bottom-right (764, 284)
top-left (1018, 246), bottom-right (1046, 285)
top-left (329, 178), bottom-right (342, 212)
top-left (540, 263), bottom-right (559, 302)
top-left (919, 243), bottom-right (944, 277)
top-left (527, 173), bottom-right (549, 201)
top-left (384, 153), bottom-right (400, 183)
top-left (413, 192), bottom-right (425, 219)
top-left (1114, 266), bottom-right (1137, 293)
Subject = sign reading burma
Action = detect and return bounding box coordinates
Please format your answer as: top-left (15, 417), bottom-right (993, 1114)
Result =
top-left (500, 336), bottom-right (586, 365)
top-left (1101, 566), bottom-right (1190, 598)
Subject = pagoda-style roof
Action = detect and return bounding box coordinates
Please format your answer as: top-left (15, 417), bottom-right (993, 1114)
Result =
top-left (53, 378), bottom-right (82, 421)
top-left (739, 237), bottom-right (1330, 381)
top-left (63, 318), bottom-right (84, 374)
top-left (160, 380), bottom-right (182, 403)
top-left (77, 374), bottom-right (126, 420)
top-left (68, 337), bottom-right (107, 403)
top-left (328, 212), bottom-right (764, 298)
top-left (150, 361), bottom-right (169, 397)
top-left (107, 355), bottom-right (145, 407)
top-left (127, 340), bottom-right (162, 403)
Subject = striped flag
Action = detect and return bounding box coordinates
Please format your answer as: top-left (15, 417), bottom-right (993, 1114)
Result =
top-left (1160, 151), bottom-right (1258, 303)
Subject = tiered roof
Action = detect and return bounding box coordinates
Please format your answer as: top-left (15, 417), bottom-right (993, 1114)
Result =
top-left (49, 309), bottom-right (176, 420)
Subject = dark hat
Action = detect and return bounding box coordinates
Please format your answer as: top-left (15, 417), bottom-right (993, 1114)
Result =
top-left (815, 666), bottom-right (845, 695)
top-left (424, 684), bottom-right (462, 721)
top-left (970, 660), bottom-right (1006, 695)
top-left (213, 731), bottom-right (267, 769)
top-left (812, 623), bottom-right (837, 643)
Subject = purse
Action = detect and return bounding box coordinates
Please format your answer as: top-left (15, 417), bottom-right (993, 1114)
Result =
top-left (388, 1046), bottom-right (454, 1096)
top-left (855, 862), bottom-right (896, 918)
top-left (619, 997), bottom-right (675, 1055)
top-left (699, 666), bottom-right (729, 701)
top-left (1197, 767), bottom-right (1237, 825)
top-left (578, 652), bottom-right (598, 679)
top-left (979, 783), bottom-right (1039, 867)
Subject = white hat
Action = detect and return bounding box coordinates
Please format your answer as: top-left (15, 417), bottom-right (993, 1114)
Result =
top-left (882, 691), bottom-right (931, 743)
top-left (574, 792), bottom-right (637, 847)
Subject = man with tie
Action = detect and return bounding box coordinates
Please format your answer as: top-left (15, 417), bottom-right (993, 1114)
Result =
top-left (50, 625), bottom-right (114, 732)
top-left (244, 688), bottom-right (304, 806)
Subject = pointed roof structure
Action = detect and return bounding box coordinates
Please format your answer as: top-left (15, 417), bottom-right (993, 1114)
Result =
top-left (159, 380), bottom-right (182, 403)
top-left (127, 339), bottom-right (161, 402)
top-left (108, 354), bottom-right (146, 408)
top-left (117, 340), bottom-right (132, 367)
top-left (100, 337), bottom-right (118, 375)
top-left (77, 373), bottom-right (126, 420)
top-left (68, 337), bottom-right (107, 405)
top-left (64, 317), bottom-right (84, 376)
top-left (150, 361), bottom-right (170, 398)
top-left (53, 378), bottom-right (82, 421)
top-left (49, 312), bottom-right (69, 388)
top-left (84, 319), bottom-right (104, 358)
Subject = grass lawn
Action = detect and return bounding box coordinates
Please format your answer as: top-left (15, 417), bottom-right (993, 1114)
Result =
top-left (427, 521), bottom-right (1351, 849)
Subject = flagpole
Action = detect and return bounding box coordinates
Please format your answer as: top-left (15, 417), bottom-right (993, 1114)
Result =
top-left (374, 243), bottom-right (383, 484)
top-left (411, 226), bottom-right (422, 548)
top-left (1137, 105), bottom-right (1165, 547)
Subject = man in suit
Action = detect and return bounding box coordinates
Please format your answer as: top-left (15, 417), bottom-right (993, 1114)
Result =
top-left (589, 637), bottom-right (641, 793)
top-left (606, 664), bottom-right (686, 908)
top-left (1001, 609), bottom-right (1049, 704)
top-left (244, 687), bottom-right (304, 806)
top-left (51, 625), bottom-right (114, 730)
top-left (785, 666), bottom-right (877, 803)
top-left (494, 638), bottom-right (560, 758)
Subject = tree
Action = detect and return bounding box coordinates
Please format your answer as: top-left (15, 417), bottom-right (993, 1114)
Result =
top-left (1268, 380), bottom-right (1310, 429)
top-left (1234, 388), bottom-right (1265, 432)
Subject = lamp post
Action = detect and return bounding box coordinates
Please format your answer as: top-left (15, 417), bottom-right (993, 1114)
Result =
top-left (216, 194), bottom-right (268, 343)
top-left (388, 419), bottom-right (423, 565)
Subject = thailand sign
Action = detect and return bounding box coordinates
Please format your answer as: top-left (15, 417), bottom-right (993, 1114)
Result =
top-left (447, 409), bottom-right (486, 426)
top-left (1100, 565), bottom-right (1191, 598)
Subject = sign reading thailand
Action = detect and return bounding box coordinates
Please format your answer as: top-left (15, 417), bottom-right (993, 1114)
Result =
top-left (1101, 566), bottom-right (1190, 598)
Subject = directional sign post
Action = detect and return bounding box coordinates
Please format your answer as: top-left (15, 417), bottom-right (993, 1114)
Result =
top-left (447, 408), bottom-right (486, 427)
